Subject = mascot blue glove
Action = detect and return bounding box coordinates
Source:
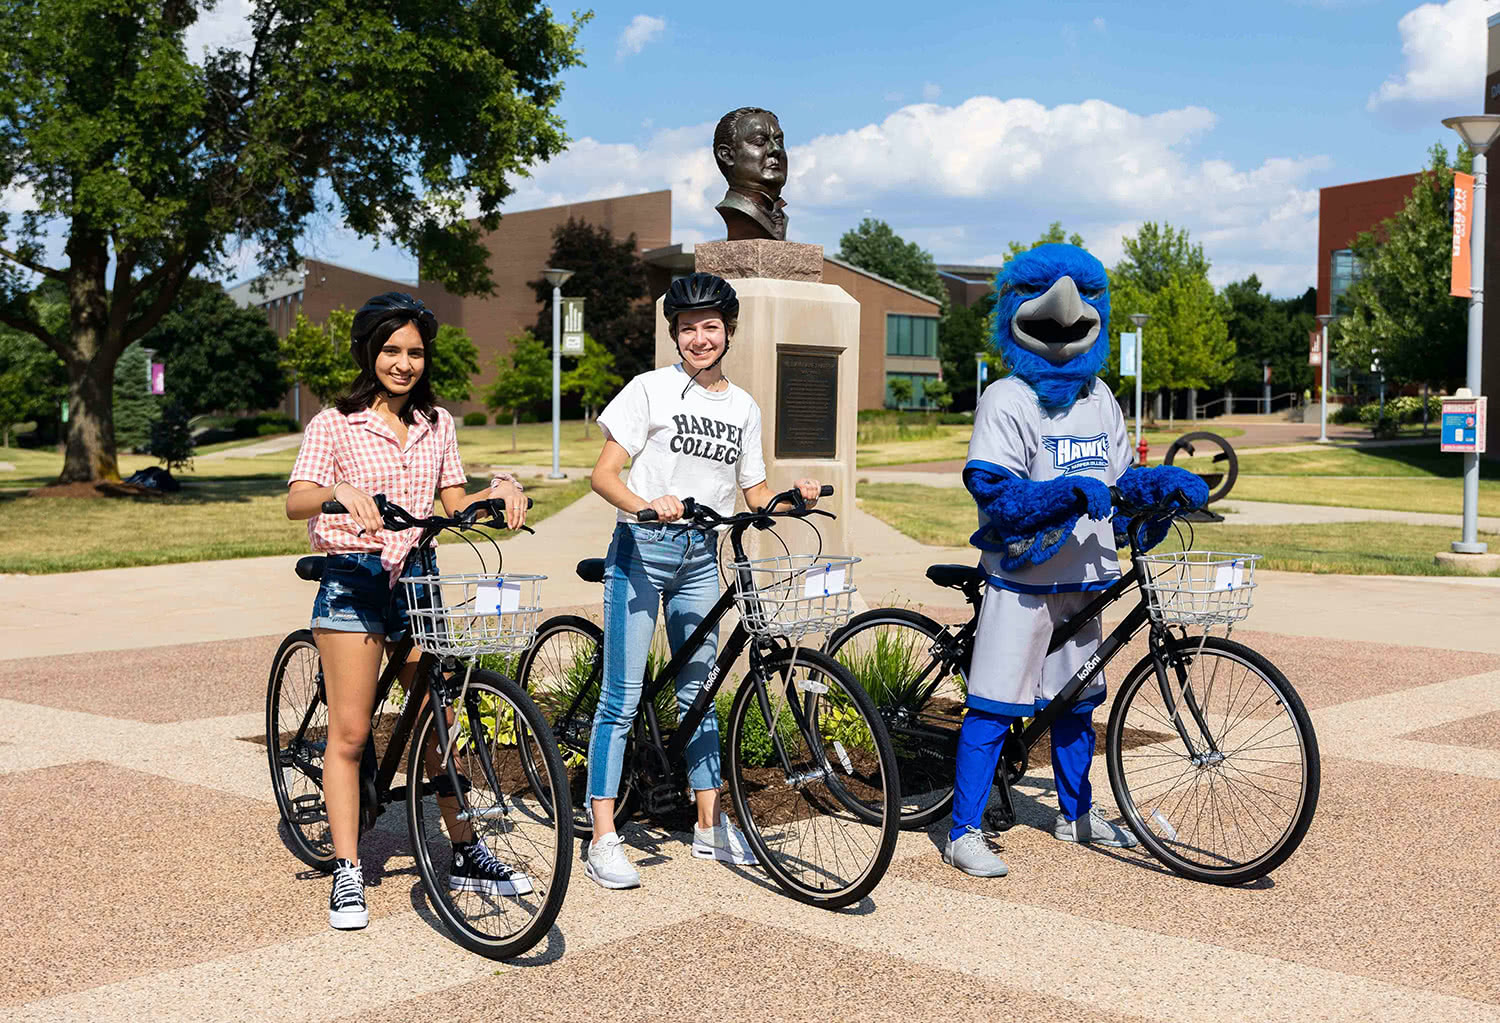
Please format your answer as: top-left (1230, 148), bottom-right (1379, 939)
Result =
top-left (1112, 465), bottom-right (1210, 551)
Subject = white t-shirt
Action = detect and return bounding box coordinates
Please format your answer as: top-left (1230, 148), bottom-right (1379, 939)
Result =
top-left (597, 364), bottom-right (768, 522)
top-left (966, 375), bottom-right (1132, 593)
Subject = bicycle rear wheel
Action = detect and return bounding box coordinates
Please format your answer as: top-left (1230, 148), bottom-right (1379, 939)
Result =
top-left (407, 669), bottom-right (573, 959)
top-left (1106, 635), bottom-right (1320, 885)
top-left (514, 615), bottom-right (634, 835)
top-left (265, 630), bottom-right (335, 870)
top-left (725, 647), bottom-right (900, 910)
top-left (825, 609), bottom-right (963, 829)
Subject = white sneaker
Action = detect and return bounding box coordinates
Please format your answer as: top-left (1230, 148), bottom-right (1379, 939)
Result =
top-left (1054, 808), bottom-right (1139, 849)
top-left (692, 813), bottom-right (758, 865)
top-left (585, 832), bottom-right (640, 890)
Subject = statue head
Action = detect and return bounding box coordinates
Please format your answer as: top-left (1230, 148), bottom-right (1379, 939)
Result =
top-left (713, 107), bottom-right (786, 195)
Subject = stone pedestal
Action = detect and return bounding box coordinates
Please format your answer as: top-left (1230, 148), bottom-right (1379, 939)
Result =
top-left (656, 275), bottom-right (859, 559)
top-left (694, 240), bottom-right (824, 283)
top-left (1433, 550), bottom-right (1500, 574)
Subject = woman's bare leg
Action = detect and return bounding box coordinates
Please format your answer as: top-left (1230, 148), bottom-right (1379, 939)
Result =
top-left (315, 629), bottom-right (385, 863)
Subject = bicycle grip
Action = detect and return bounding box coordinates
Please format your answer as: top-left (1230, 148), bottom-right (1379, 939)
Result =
top-left (321, 500), bottom-right (346, 514)
top-left (819, 484), bottom-right (834, 497)
top-left (636, 508), bottom-right (659, 522)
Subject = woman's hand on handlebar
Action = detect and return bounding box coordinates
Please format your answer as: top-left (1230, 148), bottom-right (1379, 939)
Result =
top-left (332, 481), bottom-right (383, 535)
top-left (794, 477), bottom-right (823, 507)
top-left (644, 495), bottom-right (686, 523)
top-left (485, 477), bottom-right (528, 530)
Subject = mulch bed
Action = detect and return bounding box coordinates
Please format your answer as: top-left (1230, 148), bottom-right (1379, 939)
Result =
top-left (26, 480), bottom-right (165, 499)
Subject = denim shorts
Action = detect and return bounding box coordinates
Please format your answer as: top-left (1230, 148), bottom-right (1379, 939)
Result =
top-left (310, 549), bottom-right (437, 641)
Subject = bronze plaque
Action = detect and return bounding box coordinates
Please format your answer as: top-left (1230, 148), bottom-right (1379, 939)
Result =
top-left (776, 351), bottom-right (838, 459)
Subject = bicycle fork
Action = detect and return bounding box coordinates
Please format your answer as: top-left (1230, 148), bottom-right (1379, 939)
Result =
top-left (427, 661), bottom-right (508, 824)
top-left (1149, 629), bottom-right (1224, 765)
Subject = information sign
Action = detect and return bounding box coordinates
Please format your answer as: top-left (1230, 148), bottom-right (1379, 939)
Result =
top-left (561, 297), bottom-right (585, 354)
top-left (1439, 394), bottom-right (1487, 453)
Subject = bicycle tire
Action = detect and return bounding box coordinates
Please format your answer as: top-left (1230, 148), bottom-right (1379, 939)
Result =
top-left (514, 615), bottom-right (634, 835)
top-left (1105, 635), bottom-right (1319, 885)
top-left (824, 608), bottom-right (964, 829)
top-left (265, 629), bottom-right (335, 871)
top-left (407, 669), bottom-right (573, 960)
top-left (725, 647), bottom-right (900, 909)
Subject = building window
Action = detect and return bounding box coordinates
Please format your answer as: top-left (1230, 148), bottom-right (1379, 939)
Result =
top-left (1330, 249), bottom-right (1364, 315)
top-left (886, 314), bottom-right (939, 358)
top-left (885, 372), bottom-right (939, 408)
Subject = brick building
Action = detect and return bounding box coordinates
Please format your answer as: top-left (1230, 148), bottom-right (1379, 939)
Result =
top-left (232, 189), bottom-right (945, 418)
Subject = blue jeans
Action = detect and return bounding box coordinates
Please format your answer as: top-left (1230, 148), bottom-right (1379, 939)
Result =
top-left (587, 523), bottom-right (722, 800)
top-left (310, 549), bottom-right (437, 641)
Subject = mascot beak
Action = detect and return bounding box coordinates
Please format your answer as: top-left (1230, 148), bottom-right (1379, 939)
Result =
top-left (1010, 276), bottom-right (1102, 366)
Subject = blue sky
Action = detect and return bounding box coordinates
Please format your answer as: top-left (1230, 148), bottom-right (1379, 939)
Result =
top-left (145, 0), bottom-right (1500, 295)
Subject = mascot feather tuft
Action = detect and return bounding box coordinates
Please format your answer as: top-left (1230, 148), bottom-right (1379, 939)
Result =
top-left (965, 244), bottom-right (1205, 566)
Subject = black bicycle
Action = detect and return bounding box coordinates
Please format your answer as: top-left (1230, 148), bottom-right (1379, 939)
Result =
top-left (514, 486), bottom-right (901, 909)
top-left (824, 489), bottom-right (1320, 886)
top-left (265, 495), bottom-right (573, 958)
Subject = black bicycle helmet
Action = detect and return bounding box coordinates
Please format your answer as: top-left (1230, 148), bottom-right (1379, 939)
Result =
top-left (663, 272), bottom-right (739, 325)
top-left (350, 292), bottom-right (437, 350)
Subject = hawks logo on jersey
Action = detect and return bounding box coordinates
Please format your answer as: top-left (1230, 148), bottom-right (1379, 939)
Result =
top-left (1043, 434), bottom-right (1110, 475)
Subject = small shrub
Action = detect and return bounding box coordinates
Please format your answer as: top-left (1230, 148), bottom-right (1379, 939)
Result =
top-left (1331, 403), bottom-right (1364, 425)
top-left (462, 410), bottom-right (488, 427)
top-left (716, 687), bottom-right (797, 768)
top-left (147, 403), bottom-right (196, 471)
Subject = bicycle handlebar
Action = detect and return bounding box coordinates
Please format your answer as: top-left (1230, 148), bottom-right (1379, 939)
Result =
top-left (635, 484), bottom-right (835, 528)
top-left (320, 493), bottom-right (533, 533)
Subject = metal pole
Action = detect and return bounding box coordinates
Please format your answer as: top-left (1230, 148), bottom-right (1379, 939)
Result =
top-left (1133, 325), bottom-right (1143, 451)
top-left (975, 353), bottom-right (981, 404)
top-left (1319, 320), bottom-right (1330, 443)
top-left (1456, 149), bottom-right (1487, 553)
top-left (549, 283), bottom-right (564, 480)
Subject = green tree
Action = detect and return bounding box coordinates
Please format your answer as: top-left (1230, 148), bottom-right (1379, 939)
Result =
top-left (887, 376), bottom-right (913, 409)
top-left (486, 332), bottom-right (550, 452)
top-left (532, 218), bottom-right (655, 378)
top-left (1005, 221), bottom-right (1085, 261)
top-left (1336, 142), bottom-right (1473, 391)
top-left (0, 1), bottom-right (586, 483)
top-left (1221, 277), bottom-right (1316, 396)
top-left (923, 377), bottom-right (953, 411)
top-left (147, 402), bottom-right (195, 472)
top-left (1113, 222), bottom-right (1212, 293)
top-left (137, 279), bottom-right (286, 417)
top-left (279, 310), bottom-right (357, 408)
top-left (113, 343), bottom-right (160, 452)
top-left (938, 298), bottom-right (991, 411)
top-left (430, 324), bottom-right (481, 404)
top-left (562, 334), bottom-right (623, 438)
top-left (0, 326), bottom-right (65, 446)
top-left (836, 219), bottom-right (947, 309)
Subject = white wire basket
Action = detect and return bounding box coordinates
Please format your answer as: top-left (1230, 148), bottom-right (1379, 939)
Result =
top-left (731, 554), bottom-right (860, 641)
top-left (1137, 551), bottom-right (1259, 627)
top-left (401, 572), bottom-right (545, 657)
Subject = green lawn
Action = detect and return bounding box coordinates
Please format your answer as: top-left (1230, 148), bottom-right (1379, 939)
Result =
top-left (856, 482), bottom-right (1499, 576)
top-left (0, 473), bottom-right (592, 574)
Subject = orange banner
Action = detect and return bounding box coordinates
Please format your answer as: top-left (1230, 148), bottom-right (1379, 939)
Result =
top-left (1452, 171), bottom-right (1473, 298)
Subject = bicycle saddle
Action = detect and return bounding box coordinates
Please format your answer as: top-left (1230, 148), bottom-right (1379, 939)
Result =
top-left (295, 556), bottom-right (325, 582)
top-left (926, 564), bottom-right (985, 590)
top-left (576, 558), bottom-right (605, 584)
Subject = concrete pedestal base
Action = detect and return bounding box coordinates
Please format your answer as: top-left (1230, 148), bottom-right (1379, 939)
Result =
top-left (1433, 550), bottom-right (1500, 574)
top-left (695, 240), bottom-right (824, 283)
top-left (657, 277), bottom-right (859, 558)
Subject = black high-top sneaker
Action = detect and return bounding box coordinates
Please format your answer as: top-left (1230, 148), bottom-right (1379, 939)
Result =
top-left (450, 839), bottom-right (534, 896)
top-left (328, 858), bottom-right (369, 929)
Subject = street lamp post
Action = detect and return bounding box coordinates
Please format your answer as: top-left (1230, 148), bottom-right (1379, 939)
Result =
top-left (1315, 313), bottom-right (1334, 443)
top-left (1442, 114), bottom-right (1500, 554)
top-left (542, 267), bottom-right (574, 481)
top-left (1129, 313), bottom-right (1149, 459)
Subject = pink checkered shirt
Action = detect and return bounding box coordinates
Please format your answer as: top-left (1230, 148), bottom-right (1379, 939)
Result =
top-left (288, 406), bottom-right (468, 575)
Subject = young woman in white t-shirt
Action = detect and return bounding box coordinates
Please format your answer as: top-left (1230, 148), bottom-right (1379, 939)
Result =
top-left (584, 272), bottom-right (822, 890)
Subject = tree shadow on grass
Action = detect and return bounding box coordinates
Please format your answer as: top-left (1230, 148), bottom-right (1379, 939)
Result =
top-left (0, 472), bottom-right (288, 507)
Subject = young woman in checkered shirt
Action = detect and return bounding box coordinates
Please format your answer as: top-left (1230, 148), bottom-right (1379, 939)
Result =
top-left (286, 292), bottom-right (529, 931)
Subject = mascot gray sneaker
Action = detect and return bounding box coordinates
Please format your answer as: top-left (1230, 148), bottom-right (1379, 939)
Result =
top-left (944, 826), bottom-right (1009, 877)
top-left (1054, 808), bottom-right (1139, 849)
top-left (943, 243), bottom-right (1209, 869)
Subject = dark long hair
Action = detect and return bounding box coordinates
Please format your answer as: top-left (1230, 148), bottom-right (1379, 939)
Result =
top-left (335, 309), bottom-right (439, 425)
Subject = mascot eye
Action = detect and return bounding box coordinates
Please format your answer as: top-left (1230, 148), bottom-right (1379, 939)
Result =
top-left (1081, 288), bottom-right (1104, 300)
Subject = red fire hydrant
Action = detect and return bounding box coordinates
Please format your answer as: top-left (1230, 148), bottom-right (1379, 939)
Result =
top-left (1136, 436), bottom-right (1150, 466)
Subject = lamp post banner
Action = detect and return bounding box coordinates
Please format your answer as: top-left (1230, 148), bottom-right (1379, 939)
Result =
top-left (1308, 329), bottom-right (1322, 366)
top-left (1452, 171), bottom-right (1473, 298)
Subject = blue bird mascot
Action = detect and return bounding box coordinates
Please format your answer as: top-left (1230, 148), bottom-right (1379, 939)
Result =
top-left (942, 244), bottom-right (1208, 879)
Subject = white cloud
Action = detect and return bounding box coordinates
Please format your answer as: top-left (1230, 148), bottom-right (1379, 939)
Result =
top-left (507, 94), bottom-right (1328, 294)
top-left (921, 82), bottom-right (942, 101)
top-left (617, 15), bottom-right (666, 59)
top-left (184, 0), bottom-right (256, 61)
top-left (1367, 0), bottom-right (1498, 109)
top-left (1092, 16), bottom-right (1107, 31)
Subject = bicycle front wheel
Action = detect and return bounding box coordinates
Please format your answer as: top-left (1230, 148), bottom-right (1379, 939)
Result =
top-left (1106, 635), bottom-right (1320, 885)
top-left (265, 630), bottom-right (335, 870)
top-left (726, 647), bottom-right (900, 910)
top-left (407, 669), bottom-right (573, 960)
top-left (825, 609), bottom-right (963, 829)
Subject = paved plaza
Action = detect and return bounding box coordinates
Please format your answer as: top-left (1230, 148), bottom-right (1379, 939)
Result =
top-left (3, 492), bottom-right (1500, 1021)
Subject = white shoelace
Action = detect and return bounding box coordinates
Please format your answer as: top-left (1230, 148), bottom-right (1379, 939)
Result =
top-left (466, 841), bottom-right (517, 878)
top-left (332, 863), bottom-right (364, 908)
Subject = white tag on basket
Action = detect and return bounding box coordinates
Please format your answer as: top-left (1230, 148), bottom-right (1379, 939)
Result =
top-left (803, 563), bottom-right (846, 598)
top-left (475, 580), bottom-right (521, 615)
top-left (1212, 560), bottom-right (1244, 592)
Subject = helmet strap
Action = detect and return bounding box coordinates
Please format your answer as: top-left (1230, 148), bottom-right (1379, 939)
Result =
top-left (678, 337), bottom-right (731, 400)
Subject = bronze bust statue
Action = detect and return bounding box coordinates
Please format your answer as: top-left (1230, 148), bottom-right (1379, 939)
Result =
top-left (713, 107), bottom-right (788, 241)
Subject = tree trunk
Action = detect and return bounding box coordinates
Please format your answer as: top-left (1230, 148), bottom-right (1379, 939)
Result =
top-left (1187, 386), bottom-right (1198, 422)
top-left (58, 238), bottom-right (123, 483)
top-left (511, 412), bottom-right (518, 453)
top-left (583, 405), bottom-right (591, 439)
